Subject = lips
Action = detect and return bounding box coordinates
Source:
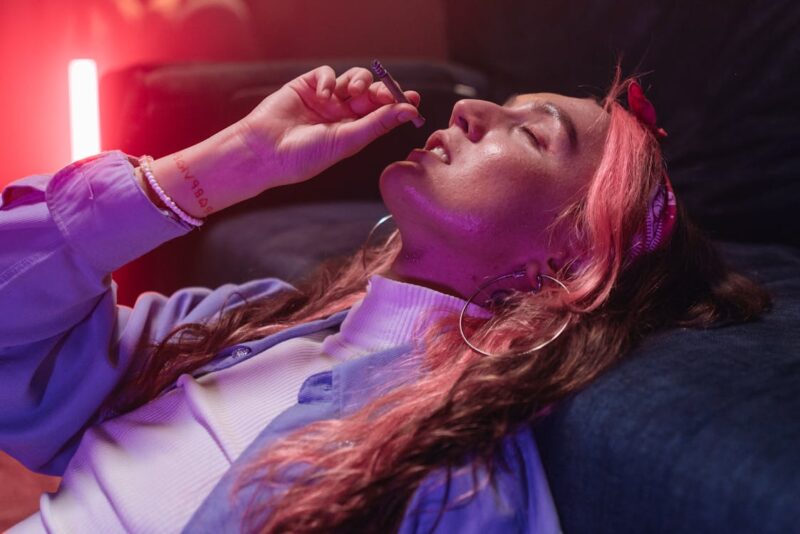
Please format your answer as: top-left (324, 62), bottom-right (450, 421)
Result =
top-left (423, 131), bottom-right (451, 164)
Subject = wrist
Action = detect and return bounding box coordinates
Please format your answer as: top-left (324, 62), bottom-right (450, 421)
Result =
top-left (134, 167), bottom-right (169, 212)
top-left (139, 156), bottom-right (205, 227)
top-left (148, 126), bottom-right (260, 218)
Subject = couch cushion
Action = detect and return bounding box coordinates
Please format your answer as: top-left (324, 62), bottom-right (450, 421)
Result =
top-left (191, 201), bottom-right (392, 287)
top-left (534, 242), bottom-right (800, 533)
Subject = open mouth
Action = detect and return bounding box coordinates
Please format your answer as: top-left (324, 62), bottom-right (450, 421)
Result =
top-left (423, 132), bottom-right (451, 164)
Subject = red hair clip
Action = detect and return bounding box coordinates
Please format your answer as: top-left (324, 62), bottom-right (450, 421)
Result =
top-left (627, 80), bottom-right (668, 139)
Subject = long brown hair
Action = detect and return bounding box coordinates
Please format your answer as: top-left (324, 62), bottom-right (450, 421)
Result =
top-left (107, 71), bottom-right (771, 532)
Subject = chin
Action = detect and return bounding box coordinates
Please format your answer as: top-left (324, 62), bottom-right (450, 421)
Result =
top-left (379, 161), bottom-right (422, 207)
top-left (380, 159), bottom-right (424, 182)
top-left (379, 166), bottom-right (425, 229)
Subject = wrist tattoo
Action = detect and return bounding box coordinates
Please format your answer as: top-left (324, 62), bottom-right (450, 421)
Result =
top-left (173, 153), bottom-right (214, 215)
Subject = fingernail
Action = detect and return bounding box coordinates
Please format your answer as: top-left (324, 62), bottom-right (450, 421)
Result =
top-left (398, 111), bottom-right (414, 122)
top-left (352, 80), bottom-right (365, 91)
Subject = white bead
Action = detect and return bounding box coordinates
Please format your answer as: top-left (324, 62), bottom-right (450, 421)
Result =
top-left (138, 155), bottom-right (204, 227)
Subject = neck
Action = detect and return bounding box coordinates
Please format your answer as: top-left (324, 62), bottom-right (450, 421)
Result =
top-left (385, 243), bottom-right (533, 302)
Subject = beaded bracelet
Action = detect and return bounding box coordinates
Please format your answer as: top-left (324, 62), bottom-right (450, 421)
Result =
top-left (138, 155), bottom-right (204, 227)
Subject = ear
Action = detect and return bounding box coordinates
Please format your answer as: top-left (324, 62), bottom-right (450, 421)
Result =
top-left (546, 249), bottom-right (569, 274)
top-left (523, 253), bottom-right (565, 289)
top-left (524, 259), bottom-right (544, 290)
top-left (559, 231), bottom-right (591, 273)
top-left (524, 246), bottom-right (583, 287)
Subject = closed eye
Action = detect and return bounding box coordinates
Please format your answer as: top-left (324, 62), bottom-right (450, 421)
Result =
top-left (520, 126), bottom-right (543, 149)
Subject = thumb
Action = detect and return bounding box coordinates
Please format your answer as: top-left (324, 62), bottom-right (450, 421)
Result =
top-left (335, 103), bottom-right (419, 158)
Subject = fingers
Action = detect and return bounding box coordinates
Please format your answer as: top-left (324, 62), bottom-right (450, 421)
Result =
top-left (347, 82), bottom-right (421, 117)
top-left (335, 102), bottom-right (421, 158)
top-left (301, 65), bottom-right (419, 104)
top-left (296, 65), bottom-right (421, 119)
top-left (333, 67), bottom-right (373, 100)
top-left (297, 65), bottom-right (337, 99)
top-left (368, 81), bottom-right (421, 107)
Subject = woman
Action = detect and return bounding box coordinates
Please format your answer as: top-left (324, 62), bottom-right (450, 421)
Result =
top-left (1, 65), bottom-right (768, 533)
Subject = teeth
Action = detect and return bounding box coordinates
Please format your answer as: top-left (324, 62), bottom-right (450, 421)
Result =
top-left (430, 145), bottom-right (450, 164)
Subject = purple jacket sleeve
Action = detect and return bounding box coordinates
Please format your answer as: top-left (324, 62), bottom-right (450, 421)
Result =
top-left (0, 151), bottom-right (292, 476)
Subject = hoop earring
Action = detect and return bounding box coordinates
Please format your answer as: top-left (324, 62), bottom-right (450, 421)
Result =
top-left (458, 271), bottom-right (570, 357)
top-left (362, 214), bottom-right (396, 270)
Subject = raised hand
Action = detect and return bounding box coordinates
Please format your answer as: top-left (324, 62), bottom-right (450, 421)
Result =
top-left (142, 65), bottom-right (421, 219)
top-left (235, 65), bottom-right (422, 189)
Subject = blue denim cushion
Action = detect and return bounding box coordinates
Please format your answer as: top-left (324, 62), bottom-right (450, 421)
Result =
top-left (535, 242), bottom-right (800, 533)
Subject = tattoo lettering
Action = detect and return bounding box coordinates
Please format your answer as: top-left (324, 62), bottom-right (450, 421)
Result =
top-left (173, 153), bottom-right (214, 215)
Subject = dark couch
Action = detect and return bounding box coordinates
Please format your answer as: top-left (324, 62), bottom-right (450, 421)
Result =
top-left (100, 2), bottom-right (800, 531)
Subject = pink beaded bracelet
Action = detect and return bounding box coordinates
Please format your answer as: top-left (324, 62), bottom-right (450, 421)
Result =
top-left (138, 155), bottom-right (204, 227)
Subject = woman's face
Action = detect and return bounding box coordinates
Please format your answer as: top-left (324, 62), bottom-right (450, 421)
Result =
top-left (380, 93), bottom-right (609, 298)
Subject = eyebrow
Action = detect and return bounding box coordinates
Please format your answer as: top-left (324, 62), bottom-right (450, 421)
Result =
top-left (504, 95), bottom-right (579, 150)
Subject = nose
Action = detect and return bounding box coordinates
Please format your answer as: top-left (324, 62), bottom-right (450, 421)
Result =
top-left (449, 99), bottom-right (502, 142)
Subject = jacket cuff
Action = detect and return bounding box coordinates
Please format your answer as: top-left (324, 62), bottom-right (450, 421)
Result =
top-left (46, 150), bottom-right (195, 273)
